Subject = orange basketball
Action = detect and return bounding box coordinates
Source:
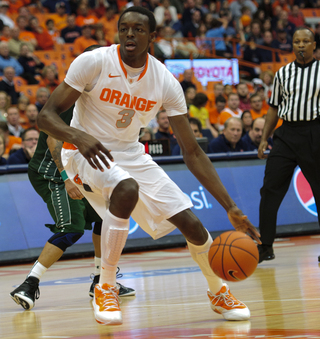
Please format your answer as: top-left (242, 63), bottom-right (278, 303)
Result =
top-left (208, 231), bottom-right (259, 282)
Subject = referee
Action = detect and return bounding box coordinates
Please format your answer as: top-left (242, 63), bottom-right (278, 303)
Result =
top-left (257, 27), bottom-right (320, 263)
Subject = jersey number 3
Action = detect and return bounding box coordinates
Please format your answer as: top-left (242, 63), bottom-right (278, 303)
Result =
top-left (116, 109), bottom-right (135, 128)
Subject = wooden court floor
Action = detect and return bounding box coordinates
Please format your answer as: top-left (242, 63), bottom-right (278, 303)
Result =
top-left (1, 235), bottom-right (320, 339)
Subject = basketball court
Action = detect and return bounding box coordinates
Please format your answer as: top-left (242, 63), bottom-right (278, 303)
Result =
top-left (1, 234), bottom-right (320, 339)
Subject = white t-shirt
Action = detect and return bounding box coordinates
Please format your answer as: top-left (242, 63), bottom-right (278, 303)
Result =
top-left (65, 45), bottom-right (186, 151)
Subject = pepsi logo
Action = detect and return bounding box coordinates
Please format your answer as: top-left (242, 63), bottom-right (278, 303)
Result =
top-left (293, 168), bottom-right (318, 216)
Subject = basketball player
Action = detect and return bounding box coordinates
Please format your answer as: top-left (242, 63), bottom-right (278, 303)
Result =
top-left (37, 7), bottom-right (260, 325)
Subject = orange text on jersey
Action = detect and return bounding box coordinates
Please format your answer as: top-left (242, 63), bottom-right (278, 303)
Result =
top-left (100, 88), bottom-right (157, 112)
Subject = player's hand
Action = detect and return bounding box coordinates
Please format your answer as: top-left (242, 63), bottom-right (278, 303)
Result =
top-left (227, 206), bottom-right (261, 244)
top-left (75, 132), bottom-right (114, 171)
top-left (258, 140), bottom-right (268, 159)
top-left (64, 179), bottom-right (84, 200)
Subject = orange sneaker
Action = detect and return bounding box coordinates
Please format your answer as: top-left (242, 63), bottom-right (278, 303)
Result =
top-left (92, 283), bottom-right (122, 325)
top-left (207, 283), bottom-right (250, 321)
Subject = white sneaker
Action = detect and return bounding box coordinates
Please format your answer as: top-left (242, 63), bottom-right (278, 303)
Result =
top-left (92, 283), bottom-right (122, 325)
top-left (207, 283), bottom-right (250, 321)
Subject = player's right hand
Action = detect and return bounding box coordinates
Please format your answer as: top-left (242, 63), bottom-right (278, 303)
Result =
top-left (75, 132), bottom-right (114, 171)
top-left (65, 179), bottom-right (84, 200)
top-left (258, 140), bottom-right (268, 159)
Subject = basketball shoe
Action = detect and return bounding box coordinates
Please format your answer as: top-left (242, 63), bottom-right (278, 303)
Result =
top-left (89, 267), bottom-right (136, 297)
top-left (93, 283), bottom-right (122, 325)
top-left (207, 283), bottom-right (250, 321)
top-left (10, 276), bottom-right (40, 310)
top-left (258, 244), bottom-right (275, 263)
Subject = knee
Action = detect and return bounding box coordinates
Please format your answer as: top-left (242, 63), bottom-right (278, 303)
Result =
top-left (111, 178), bottom-right (139, 211)
top-left (48, 232), bottom-right (83, 251)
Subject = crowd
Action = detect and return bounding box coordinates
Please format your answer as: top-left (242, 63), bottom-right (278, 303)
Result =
top-left (0, 0), bottom-right (320, 164)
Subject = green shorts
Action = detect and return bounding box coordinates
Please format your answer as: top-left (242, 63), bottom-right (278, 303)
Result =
top-left (28, 168), bottom-right (101, 234)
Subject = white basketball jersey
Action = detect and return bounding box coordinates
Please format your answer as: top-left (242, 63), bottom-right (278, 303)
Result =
top-left (65, 45), bottom-right (187, 152)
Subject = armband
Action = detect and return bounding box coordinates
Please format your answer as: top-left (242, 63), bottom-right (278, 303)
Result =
top-left (60, 170), bottom-right (68, 182)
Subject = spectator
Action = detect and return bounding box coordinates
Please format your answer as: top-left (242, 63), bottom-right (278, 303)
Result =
top-left (315, 23), bottom-right (320, 49)
top-left (260, 70), bottom-right (274, 99)
top-left (161, 9), bottom-right (183, 38)
top-left (139, 127), bottom-right (154, 142)
top-left (288, 5), bottom-right (305, 28)
top-left (180, 69), bottom-right (196, 92)
top-left (272, 0), bottom-right (290, 15)
top-left (189, 92), bottom-right (218, 138)
top-left (271, 29), bottom-right (292, 53)
top-left (258, 0), bottom-right (273, 19)
top-left (184, 86), bottom-right (196, 108)
top-left (16, 15), bottom-right (37, 49)
top-left (0, 132), bottom-right (6, 165)
top-left (0, 25), bottom-right (11, 42)
top-left (229, 0), bottom-right (257, 21)
top-left (21, 104), bottom-right (39, 130)
top-left (60, 15), bottom-right (82, 44)
top-left (0, 90), bottom-right (9, 121)
top-left (172, 117), bottom-right (205, 155)
top-left (97, 7), bottom-right (118, 44)
top-left (205, 17), bottom-right (230, 57)
top-left (17, 95), bottom-right (30, 123)
top-left (236, 82), bottom-right (251, 111)
top-left (0, 120), bottom-right (22, 157)
top-left (38, 65), bottom-right (60, 93)
top-left (0, 42), bottom-right (23, 76)
top-left (73, 25), bottom-right (98, 57)
top-left (208, 117), bottom-right (247, 153)
top-left (224, 84), bottom-right (233, 97)
top-left (154, 25), bottom-right (176, 60)
top-left (279, 10), bottom-right (296, 38)
top-left (249, 93), bottom-right (268, 120)
top-left (75, 4), bottom-right (99, 27)
top-left (154, 109), bottom-right (177, 153)
top-left (6, 106), bottom-right (24, 137)
top-left (257, 30), bottom-right (280, 63)
top-left (46, 19), bottom-right (63, 45)
top-left (0, 66), bottom-right (21, 105)
top-left (241, 110), bottom-right (252, 136)
top-left (9, 26), bottom-right (33, 59)
top-left (94, 28), bottom-right (111, 46)
top-left (50, 2), bottom-right (68, 31)
top-left (42, 0), bottom-right (70, 14)
top-left (315, 47), bottom-right (320, 60)
top-left (182, 9), bottom-right (202, 38)
top-left (154, 0), bottom-right (178, 26)
top-left (241, 117), bottom-right (272, 151)
top-left (219, 93), bottom-right (243, 126)
top-left (18, 43), bottom-right (45, 85)
top-left (181, 0), bottom-right (203, 25)
top-left (0, 1), bottom-right (14, 28)
top-left (246, 20), bottom-right (264, 45)
top-left (29, 16), bottom-right (55, 51)
top-left (208, 94), bottom-right (226, 132)
top-left (7, 127), bottom-right (39, 164)
top-left (35, 87), bottom-right (50, 112)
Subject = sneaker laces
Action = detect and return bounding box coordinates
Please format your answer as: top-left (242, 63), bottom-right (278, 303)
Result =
top-left (97, 285), bottom-right (121, 311)
top-left (209, 287), bottom-right (243, 308)
top-left (116, 267), bottom-right (123, 279)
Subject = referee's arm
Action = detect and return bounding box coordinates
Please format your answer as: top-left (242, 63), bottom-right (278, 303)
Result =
top-left (258, 106), bottom-right (278, 159)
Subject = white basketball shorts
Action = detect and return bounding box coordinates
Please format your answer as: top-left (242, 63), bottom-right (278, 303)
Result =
top-left (62, 144), bottom-right (193, 239)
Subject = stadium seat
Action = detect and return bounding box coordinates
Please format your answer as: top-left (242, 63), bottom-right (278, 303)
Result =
top-left (19, 85), bottom-right (39, 104)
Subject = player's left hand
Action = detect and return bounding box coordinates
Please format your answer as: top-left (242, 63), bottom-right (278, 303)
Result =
top-left (227, 206), bottom-right (261, 244)
top-left (65, 179), bottom-right (84, 200)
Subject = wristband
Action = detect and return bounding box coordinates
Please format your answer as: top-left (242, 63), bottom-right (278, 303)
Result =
top-left (60, 170), bottom-right (68, 181)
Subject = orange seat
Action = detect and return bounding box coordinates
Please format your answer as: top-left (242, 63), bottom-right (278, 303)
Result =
top-left (279, 53), bottom-right (295, 64)
top-left (260, 62), bottom-right (277, 73)
top-left (34, 50), bottom-right (59, 65)
top-left (19, 85), bottom-right (39, 104)
top-left (13, 76), bottom-right (28, 90)
top-left (301, 9), bottom-right (320, 17)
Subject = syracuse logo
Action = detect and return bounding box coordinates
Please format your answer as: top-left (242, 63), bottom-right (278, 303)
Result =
top-left (293, 167), bottom-right (318, 216)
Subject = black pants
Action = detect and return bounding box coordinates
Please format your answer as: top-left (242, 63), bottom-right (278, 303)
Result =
top-left (259, 119), bottom-right (320, 246)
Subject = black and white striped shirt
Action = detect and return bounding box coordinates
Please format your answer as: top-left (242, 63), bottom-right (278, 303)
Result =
top-left (269, 59), bottom-right (320, 122)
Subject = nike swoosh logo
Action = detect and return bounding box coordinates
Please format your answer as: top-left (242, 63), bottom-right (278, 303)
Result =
top-left (109, 73), bottom-right (121, 78)
top-left (228, 270), bottom-right (240, 281)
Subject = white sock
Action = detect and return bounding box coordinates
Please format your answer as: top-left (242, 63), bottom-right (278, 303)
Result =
top-left (94, 256), bottom-right (101, 275)
top-left (187, 229), bottom-right (223, 294)
top-left (27, 260), bottom-right (47, 280)
top-left (100, 210), bottom-right (129, 287)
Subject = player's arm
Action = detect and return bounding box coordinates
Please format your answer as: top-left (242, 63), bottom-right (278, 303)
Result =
top-left (169, 114), bottom-right (261, 243)
top-left (37, 81), bottom-right (113, 171)
top-left (258, 106), bottom-right (278, 159)
top-left (47, 135), bottom-right (84, 200)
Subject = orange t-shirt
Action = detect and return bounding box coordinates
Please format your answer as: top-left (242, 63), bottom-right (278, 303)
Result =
top-left (34, 29), bottom-right (54, 50)
top-left (19, 31), bottom-right (36, 43)
top-left (76, 15), bottom-right (99, 27)
top-left (5, 135), bottom-right (22, 155)
top-left (98, 16), bottom-right (118, 43)
top-left (73, 36), bottom-right (98, 56)
top-left (49, 14), bottom-right (68, 31)
top-left (208, 107), bottom-right (221, 125)
top-left (250, 108), bottom-right (268, 120)
top-left (219, 108), bottom-right (242, 125)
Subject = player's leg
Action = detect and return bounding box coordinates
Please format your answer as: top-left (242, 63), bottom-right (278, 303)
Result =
top-left (89, 221), bottom-right (136, 297)
top-left (258, 130), bottom-right (297, 263)
top-left (168, 210), bottom-right (250, 321)
top-left (10, 172), bottom-right (86, 310)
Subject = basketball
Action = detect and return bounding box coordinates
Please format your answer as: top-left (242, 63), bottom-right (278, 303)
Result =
top-left (208, 231), bottom-right (259, 282)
